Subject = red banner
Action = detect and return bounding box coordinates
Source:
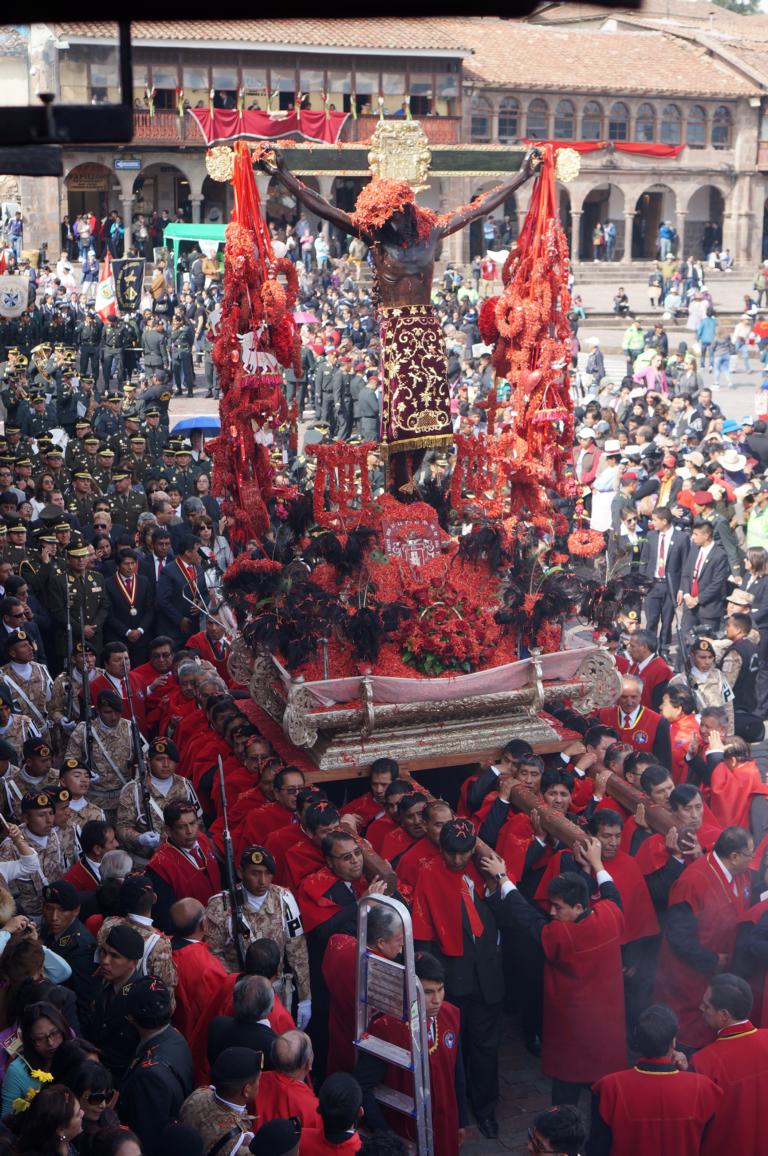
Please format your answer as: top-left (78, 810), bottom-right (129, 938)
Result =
top-left (190, 108), bottom-right (349, 146)
top-left (523, 139), bottom-right (685, 159)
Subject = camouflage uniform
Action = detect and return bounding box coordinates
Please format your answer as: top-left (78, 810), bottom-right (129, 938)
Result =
top-left (0, 713), bottom-right (41, 765)
top-left (116, 774), bottom-right (199, 858)
top-left (1, 765), bottom-right (54, 821)
top-left (65, 717), bottom-right (132, 820)
top-left (57, 799), bottom-right (106, 850)
top-left (180, 1088), bottom-right (255, 1156)
top-left (97, 914), bottom-right (177, 1004)
top-left (48, 667), bottom-right (105, 756)
top-left (0, 824), bottom-right (73, 915)
top-left (0, 661), bottom-right (52, 737)
top-left (204, 884), bottom-right (310, 999)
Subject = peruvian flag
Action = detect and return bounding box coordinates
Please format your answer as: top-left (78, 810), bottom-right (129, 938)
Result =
top-left (95, 252), bottom-right (117, 321)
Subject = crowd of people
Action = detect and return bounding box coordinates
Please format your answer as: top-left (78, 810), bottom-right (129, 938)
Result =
top-left (0, 218), bottom-right (764, 1155)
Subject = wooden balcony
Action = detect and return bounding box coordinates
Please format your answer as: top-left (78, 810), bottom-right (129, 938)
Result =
top-left (340, 115), bottom-right (461, 145)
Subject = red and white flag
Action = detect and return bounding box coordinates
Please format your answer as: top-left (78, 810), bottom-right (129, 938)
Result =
top-left (95, 252), bottom-right (117, 321)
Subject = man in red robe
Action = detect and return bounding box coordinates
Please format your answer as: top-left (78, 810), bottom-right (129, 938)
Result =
top-left (63, 819), bottom-right (118, 893)
top-left (146, 800), bottom-right (222, 932)
top-left (339, 757), bottom-right (398, 834)
top-left (300, 1073), bottom-right (362, 1156)
top-left (701, 736), bottom-right (768, 838)
top-left (365, 779), bottom-right (410, 854)
top-left (168, 896), bottom-right (228, 1039)
top-left (598, 675), bottom-right (671, 767)
top-left (237, 766), bottom-right (305, 858)
top-left (396, 800), bottom-right (452, 897)
top-left (483, 835), bottom-right (626, 1104)
top-left (322, 901), bottom-right (405, 1077)
top-left (692, 972), bottom-right (768, 1156)
top-left (279, 800), bottom-right (340, 893)
top-left (184, 617), bottom-right (233, 685)
top-left (256, 1030), bottom-right (318, 1129)
top-left (654, 827), bottom-right (754, 1050)
top-left (128, 635), bottom-right (175, 733)
top-left (591, 1004), bottom-right (721, 1156)
top-left (356, 952), bottom-right (468, 1156)
top-left (627, 629), bottom-right (673, 710)
top-left (380, 793), bottom-right (426, 866)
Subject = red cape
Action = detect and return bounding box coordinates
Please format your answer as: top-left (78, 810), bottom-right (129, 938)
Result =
top-left (535, 849), bottom-right (659, 942)
top-left (411, 857), bottom-right (484, 956)
top-left (257, 1070), bottom-right (318, 1130)
top-left (322, 933), bottom-right (358, 1075)
top-left (692, 1022), bottom-right (768, 1156)
top-left (171, 939), bottom-right (229, 1040)
top-left (147, 832), bottom-right (222, 907)
top-left (593, 1062), bottom-right (722, 1155)
top-left (365, 814), bottom-right (395, 855)
top-left (298, 868), bottom-right (367, 935)
top-left (237, 802), bottom-right (297, 860)
top-left (189, 970), bottom-right (295, 1084)
top-left (185, 631), bottom-right (234, 686)
top-left (705, 760), bottom-right (768, 831)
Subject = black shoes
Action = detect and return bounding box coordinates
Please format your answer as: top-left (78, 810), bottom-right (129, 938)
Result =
top-left (476, 1116), bottom-right (499, 1140)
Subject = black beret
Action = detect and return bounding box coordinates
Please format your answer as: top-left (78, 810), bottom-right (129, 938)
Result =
top-left (42, 880), bottom-right (80, 910)
top-left (125, 975), bottom-right (172, 1025)
top-left (23, 737), bottom-right (52, 759)
top-left (249, 1120), bottom-right (301, 1156)
top-left (96, 690), bottom-right (123, 712)
top-left (21, 791), bottom-right (55, 812)
top-left (105, 923), bottom-right (145, 961)
top-left (211, 1047), bottom-right (264, 1085)
top-left (239, 845), bottom-right (276, 875)
top-left (149, 738), bottom-right (179, 761)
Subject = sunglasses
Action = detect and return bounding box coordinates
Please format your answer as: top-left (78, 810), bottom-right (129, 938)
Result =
top-left (81, 1090), bottom-right (114, 1105)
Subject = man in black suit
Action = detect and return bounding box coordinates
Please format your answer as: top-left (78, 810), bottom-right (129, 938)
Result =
top-left (138, 527), bottom-right (173, 592)
top-left (207, 974), bottom-right (277, 1070)
top-left (678, 519), bottom-right (730, 634)
top-left (105, 548), bottom-right (154, 665)
top-left (155, 533), bottom-right (208, 648)
top-left (639, 507), bottom-right (689, 656)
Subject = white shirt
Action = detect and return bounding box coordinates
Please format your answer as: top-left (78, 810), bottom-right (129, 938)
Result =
top-left (636, 653), bottom-right (655, 674)
top-left (693, 542), bottom-right (715, 576)
top-left (129, 912), bottom-right (153, 927)
top-left (655, 530), bottom-right (672, 580)
top-left (149, 774), bottom-right (173, 797)
top-left (619, 705), bottom-right (642, 729)
top-left (244, 889), bottom-right (269, 913)
top-left (84, 855), bottom-right (102, 880)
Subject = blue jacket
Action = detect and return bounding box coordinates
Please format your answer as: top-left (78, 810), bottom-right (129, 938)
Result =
top-left (696, 315), bottom-right (716, 344)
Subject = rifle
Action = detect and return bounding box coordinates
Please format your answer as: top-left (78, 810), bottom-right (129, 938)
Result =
top-left (667, 573), bottom-right (697, 698)
top-left (77, 603), bottom-right (94, 769)
top-left (217, 755), bottom-right (249, 969)
top-left (122, 656), bottom-right (153, 833)
top-left (64, 578), bottom-right (75, 724)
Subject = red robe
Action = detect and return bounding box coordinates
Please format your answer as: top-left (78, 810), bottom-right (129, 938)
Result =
top-left (534, 850), bottom-right (659, 943)
top-left (322, 933), bottom-right (358, 1075)
top-left (184, 631), bottom-right (233, 686)
top-left (147, 833), bottom-right (222, 908)
top-left (628, 655), bottom-right (673, 710)
top-left (157, 685), bottom-right (198, 738)
top-left (692, 1021), bottom-right (768, 1156)
top-left (365, 814), bottom-right (395, 855)
top-left (655, 853), bottom-right (751, 1048)
top-left (380, 826), bottom-right (418, 865)
top-left (189, 971), bottom-right (295, 1084)
top-left (539, 898), bottom-right (626, 1083)
top-left (171, 939), bottom-right (228, 1040)
top-left (669, 714), bottom-right (701, 785)
top-left (63, 858), bottom-right (100, 893)
top-left (369, 1002), bottom-right (462, 1156)
top-left (412, 858), bottom-right (485, 957)
top-left (88, 674), bottom-right (130, 721)
top-left (237, 802), bottom-right (298, 859)
top-left (299, 1132), bottom-right (361, 1156)
top-left (593, 1060), bottom-right (722, 1156)
top-left (257, 1070), bottom-right (319, 1130)
top-left (598, 705), bottom-right (664, 754)
top-left (704, 759), bottom-right (768, 832)
top-left (282, 833), bottom-right (324, 895)
top-left (298, 868), bottom-right (368, 935)
top-left (265, 824), bottom-right (307, 888)
top-left (396, 838), bottom-right (440, 895)
top-left (632, 809), bottom-right (723, 875)
top-left (340, 793), bottom-right (383, 831)
top-left (230, 785), bottom-right (268, 829)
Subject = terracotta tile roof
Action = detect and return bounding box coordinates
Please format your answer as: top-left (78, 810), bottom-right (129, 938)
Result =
top-left (55, 19), bottom-right (469, 53)
top-left (453, 17), bottom-right (760, 97)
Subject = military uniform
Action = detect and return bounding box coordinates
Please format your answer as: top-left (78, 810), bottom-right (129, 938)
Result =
top-left (116, 774), bottom-right (199, 857)
top-left (45, 567), bottom-right (110, 664)
top-left (98, 915), bottom-right (178, 1000)
top-left (84, 971), bottom-right (141, 1080)
top-left (180, 1087), bottom-right (255, 1156)
top-left (109, 485), bottom-right (147, 535)
top-left (65, 716), bottom-right (132, 819)
top-left (102, 321), bottom-right (127, 386)
top-left (142, 416), bottom-right (166, 460)
top-left (76, 317), bottom-right (103, 378)
top-left (49, 666), bottom-right (105, 750)
top-left (0, 660), bottom-right (52, 736)
top-left (57, 798), bottom-right (106, 845)
top-left (65, 485), bottom-right (97, 528)
top-left (0, 717), bottom-right (40, 771)
top-left (170, 320), bottom-right (195, 398)
top-left (42, 914), bottom-right (97, 1021)
top-left (0, 822), bottom-right (72, 915)
top-left (141, 325), bottom-right (168, 376)
top-left (5, 540), bottom-right (30, 571)
top-left (204, 884), bottom-right (310, 999)
top-left (65, 431), bottom-right (93, 473)
top-left (93, 404), bottom-right (121, 443)
top-left (2, 764), bottom-right (54, 821)
top-left (166, 461), bottom-right (197, 500)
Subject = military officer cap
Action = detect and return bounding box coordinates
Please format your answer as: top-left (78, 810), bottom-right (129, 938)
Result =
top-left (211, 1047), bottom-right (264, 1086)
top-left (4, 424), bottom-right (21, 434)
top-left (249, 1120), bottom-right (301, 1156)
top-left (74, 640), bottom-right (96, 655)
top-left (240, 845), bottom-right (276, 875)
top-left (0, 456), bottom-right (15, 468)
top-left (97, 446), bottom-right (115, 457)
top-left (73, 471), bottom-right (93, 481)
top-left (61, 755), bottom-right (93, 777)
top-left (145, 407), bottom-right (161, 418)
top-left (66, 544), bottom-right (90, 560)
top-left (174, 448), bottom-right (192, 457)
top-left (21, 790), bottom-right (55, 813)
top-left (7, 521), bottom-right (26, 534)
top-left (34, 531), bottom-right (57, 545)
top-left (128, 435), bottom-right (146, 444)
top-left (83, 435), bottom-right (100, 446)
top-left (96, 689), bottom-right (123, 713)
top-left (14, 457), bottom-right (32, 468)
top-left (75, 419), bottom-right (91, 429)
top-left (149, 737), bottom-right (179, 762)
top-left (125, 975), bottom-right (172, 1027)
top-left (80, 376), bottom-right (95, 385)
top-left (105, 923), bottom-right (145, 961)
top-left (0, 739), bottom-right (16, 762)
top-left (45, 447), bottom-right (64, 459)
top-left (54, 521), bottom-right (71, 533)
top-left (104, 391), bottom-right (123, 401)
top-left (0, 526), bottom-right (6, 537)
top-left (23, 736), bottom-right (51, 759)
top-left (120, 874), bottom-right (155, 910)
top-left (111, 471), bottom-right (131, 482)
top-left (123, 411), bottom-right (141, 423)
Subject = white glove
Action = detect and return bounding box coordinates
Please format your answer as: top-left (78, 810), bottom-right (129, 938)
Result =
top-left (137, 831), bottom-right (161, 849)
top-left (296, 998), bottom-right (312, 1031)
top-left (60, 719), bottom-right (77, 733)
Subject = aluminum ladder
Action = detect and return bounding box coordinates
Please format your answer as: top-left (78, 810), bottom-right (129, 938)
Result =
top-left (354, 894), bottom-right (433, 1156)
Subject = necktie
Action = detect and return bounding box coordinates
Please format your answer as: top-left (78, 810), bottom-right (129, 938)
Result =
top-left (622, 712), bottom-right (631, 729)
top-left (658, 534), bottom-right (666, 579)
top-left (691, 551), bottom-right (703, 597)
top-left (460, 877), bottom-right (484, 939)
top-left (125, 578), bottom-right (133, 594)
top-left (158, 558), bottom-right (164, 574)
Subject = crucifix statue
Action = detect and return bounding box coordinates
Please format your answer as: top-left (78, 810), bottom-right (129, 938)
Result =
top-left (257, 144), bottom-right (541, 493)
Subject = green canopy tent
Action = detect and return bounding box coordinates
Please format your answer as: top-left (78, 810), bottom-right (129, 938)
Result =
top-left (162, 222), bottom-right (227, 290)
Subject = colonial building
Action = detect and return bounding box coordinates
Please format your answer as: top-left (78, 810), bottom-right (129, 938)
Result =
top-left (11, 5), bottom-right (768, 266)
